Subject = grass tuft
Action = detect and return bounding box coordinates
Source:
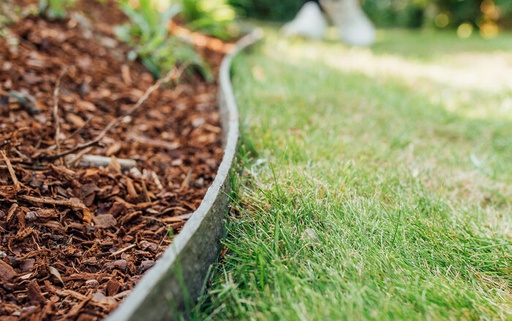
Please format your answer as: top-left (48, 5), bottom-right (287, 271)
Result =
top-left (192, 27), bottom-right (512, 320)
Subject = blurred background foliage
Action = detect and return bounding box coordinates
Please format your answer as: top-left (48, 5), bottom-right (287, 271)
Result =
top-left (178, 0), bottom-right (237, 39)
top-left (228, 0), bottom-right (512, 37)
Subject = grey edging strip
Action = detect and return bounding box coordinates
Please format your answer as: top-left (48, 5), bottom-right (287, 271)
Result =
top-left (104, 29), bottom-right (263, 321)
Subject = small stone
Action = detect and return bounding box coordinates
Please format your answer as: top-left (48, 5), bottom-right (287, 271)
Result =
top-left (25, 211), bottom-right (39, 222)
top-left (85, 279), bottom-right (99, 288)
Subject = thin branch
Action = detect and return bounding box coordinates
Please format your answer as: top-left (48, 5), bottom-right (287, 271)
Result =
top-left (109, 244), bottom-right (136, 257)
top-left (41, 65), bottom-right (189, 161)
top-left (19, 195), bottom-right (87, 209)
top-left (53, 67), bottom-right (68, 159)
top-left (48, 115), bottom-right (93, 151)
top-left (67, 154), bottom-right (137, 170)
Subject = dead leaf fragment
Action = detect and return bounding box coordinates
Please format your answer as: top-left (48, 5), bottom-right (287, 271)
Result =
top-left (21, 259), bottom-right (36, 272)
top-left (49, 266), bottom-right (65, 285)
top-left (106, 279), bottom-right (120, 296)
top-left (92, 214), bottom-right (117, 229)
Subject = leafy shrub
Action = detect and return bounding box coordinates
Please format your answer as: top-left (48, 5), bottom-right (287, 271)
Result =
top-left (363, 0), bottom-right (512, 31)
top-left (115, 0), bottom-right (210, 79)
top-left (433, 0), bottom-right (512, 30)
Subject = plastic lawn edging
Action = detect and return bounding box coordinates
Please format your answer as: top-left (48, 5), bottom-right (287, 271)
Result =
top-left (104, 29), bottom-right (263, 321)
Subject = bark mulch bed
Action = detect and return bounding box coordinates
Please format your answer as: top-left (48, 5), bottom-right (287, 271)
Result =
top-left (0, 1), bottom-right (229, 320)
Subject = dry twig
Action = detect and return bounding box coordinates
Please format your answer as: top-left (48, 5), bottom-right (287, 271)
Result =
top-left (19, 195), bottom-right (87, 209)
top-left (61, 115), bottom-right (93, 143)
top-left (53, 68), bottom-right (68, 157)
top-left (69, 153), bottom-right (137, 170)
top-left (141, 180), bottom-right (150, 202)
top-left (1, 150), bottom-right (20, 191)
top-left (109, 244), bottom-right (136, 257)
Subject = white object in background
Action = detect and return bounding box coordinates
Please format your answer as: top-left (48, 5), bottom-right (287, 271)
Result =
top-left (321, 0), bottom-right (375, 46)
top-left (281, 2), bottom-right (328, 39)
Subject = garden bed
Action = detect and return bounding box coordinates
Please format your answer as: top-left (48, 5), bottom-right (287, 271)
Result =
top-left (0, 1), bottom-right (230, 319)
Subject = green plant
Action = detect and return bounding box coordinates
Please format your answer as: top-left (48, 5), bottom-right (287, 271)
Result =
top-left (115, 0), bottom-right (210, 79)
top-left (178, 0), bottom-right (238, 40)
top-left (38, 0), bottom-right (77, 19)
top-left (228, 0), bottom-right (301, 22)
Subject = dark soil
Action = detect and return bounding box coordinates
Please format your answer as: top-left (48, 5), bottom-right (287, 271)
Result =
top-left (0, 1), bottom-right (227, 320)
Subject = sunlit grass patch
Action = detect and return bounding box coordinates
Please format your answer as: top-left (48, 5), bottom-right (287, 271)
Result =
top-left (192, 27), bottom-right (512, 320)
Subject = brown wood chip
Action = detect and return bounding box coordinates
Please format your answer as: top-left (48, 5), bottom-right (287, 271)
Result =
top-left (92, 214), bottom-right (118, 229)
top-left (0, 260), bottom-right (16, 281)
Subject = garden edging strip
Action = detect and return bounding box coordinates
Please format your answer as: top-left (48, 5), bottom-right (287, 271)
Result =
top-left (104, 29), bottom-right (263, 321)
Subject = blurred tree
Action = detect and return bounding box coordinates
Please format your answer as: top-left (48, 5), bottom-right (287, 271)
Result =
top-left (426, 0), bottom-right (512, 37)
top-left (362, 0), bottom-right (427, 28)
top-left (228, 0), bottom-right (512, 34)
top-left (495, 0), bottom-right (512, 28)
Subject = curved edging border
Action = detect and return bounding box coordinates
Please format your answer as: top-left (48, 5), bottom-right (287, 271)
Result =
top-left (104, 29), bottom-right (263, 321)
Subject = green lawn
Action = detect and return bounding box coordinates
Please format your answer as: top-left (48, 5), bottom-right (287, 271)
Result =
top-left (192, 27), bottom-right (512, 320)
